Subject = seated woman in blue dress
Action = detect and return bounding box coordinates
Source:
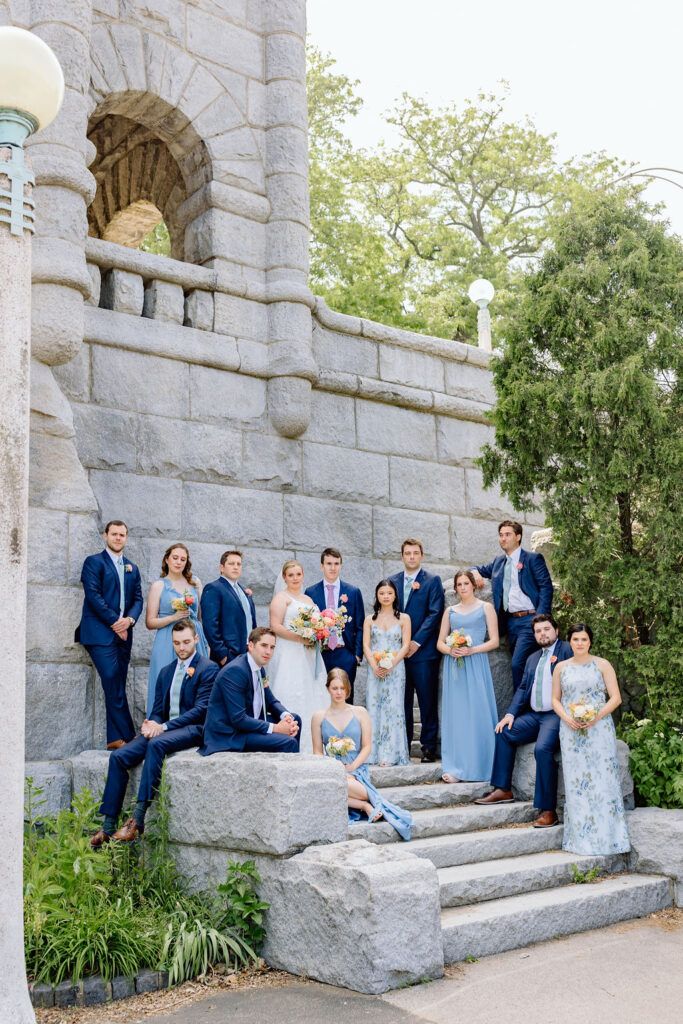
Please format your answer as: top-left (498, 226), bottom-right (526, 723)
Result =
top-left (312, 669), bottom-right (412, 841)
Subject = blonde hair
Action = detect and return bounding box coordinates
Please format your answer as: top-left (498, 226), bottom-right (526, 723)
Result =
top-left (326, 668), bottom-right (351, 697)
top-left (281, 559), bottom-right (304, 578)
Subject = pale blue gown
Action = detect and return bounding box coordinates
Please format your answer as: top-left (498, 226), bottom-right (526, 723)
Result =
top-left (441, 605), bottom-right (498, 781)
top-left (321, 714), bottom-right (412, 840)
top-left (146, 578), bottom-right (208, 715)
top-left (365, 622), bottom-right (410, 766)
top-left (559, 660), bottom-right (630, 855)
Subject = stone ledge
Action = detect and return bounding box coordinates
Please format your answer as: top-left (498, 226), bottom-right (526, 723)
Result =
top-left (512, 740), bottom-right (634, 809)
top-left (627, 807), bottom-right (683, 906)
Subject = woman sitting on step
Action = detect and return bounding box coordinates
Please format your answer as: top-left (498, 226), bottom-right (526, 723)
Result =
top-left (312, 669), bottom-right (412, 840)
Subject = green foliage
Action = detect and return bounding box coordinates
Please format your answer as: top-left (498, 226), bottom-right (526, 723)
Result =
top-left (140, 220), bottom-right (171, 257)
top-left (617, 715), bottom-right (683, 808)
top-left (480, 188), bottom-right (683, 735)
top-left (571, 864), bottom-right (601, 884)
top-left (24, 774), bottom-right (266, 986)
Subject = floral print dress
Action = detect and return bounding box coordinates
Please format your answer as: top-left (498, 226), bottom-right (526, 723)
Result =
top-left (366, 622), bottom-right (410, 765)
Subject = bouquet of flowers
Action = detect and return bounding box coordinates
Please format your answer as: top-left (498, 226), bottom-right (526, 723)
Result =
top-left (372, 650), bottom-right (395, 671)
top-left (288, 605), bottom-right (348, 650)
top-left (446, 628), bottom-right (472, 668)
top-left (326, 735), bottom-right (357, 759)
top-left (569, 699), bottom-right (599, 724)
top-left (171, 588), bottom-right (196, 614)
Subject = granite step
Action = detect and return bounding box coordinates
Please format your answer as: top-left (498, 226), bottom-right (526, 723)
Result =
top-left (368, 763), bottom-right (443, 788)
top-left (437, 850), bottom-right (627, 907)
top-left (348, 800), bottom-right (537, 844)
top-left (441, 873), bottom-right (672, 962)
top-left (407, 823), bottom-right (564, 869)
top-left (376, 781), bottom-right (490, 812)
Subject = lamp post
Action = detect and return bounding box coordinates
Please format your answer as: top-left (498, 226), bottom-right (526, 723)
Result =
top-left (468, 278), bottom-right (495, 352)
top-left (0, 26), bottom-right (64, 1022)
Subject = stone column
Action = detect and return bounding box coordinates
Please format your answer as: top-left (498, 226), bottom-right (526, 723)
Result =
top-left (0, 147), bottom-right (35, 1023)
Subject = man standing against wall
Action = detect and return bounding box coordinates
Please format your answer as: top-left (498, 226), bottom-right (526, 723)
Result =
top-left (201, 550), bottom-right (257, 666)
top-left (75, 520), bottom-right (143, 749)
top-left (305, 547), bottom-right (365, 702)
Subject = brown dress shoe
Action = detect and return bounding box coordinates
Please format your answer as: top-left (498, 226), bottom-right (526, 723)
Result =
top-left (112, 817), bottom-right (143, 842)
top-left (533, 810), bottom-right (559, 828)
top-left (107, 740), bottom-right (127, 750)
top-left (90, 829), bottom-right (112, 849)
top-left (474, 788), bottom-right (515, 805)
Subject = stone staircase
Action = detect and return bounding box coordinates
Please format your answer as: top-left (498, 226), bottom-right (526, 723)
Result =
top-left (350, 762), bottom-right (672, 963)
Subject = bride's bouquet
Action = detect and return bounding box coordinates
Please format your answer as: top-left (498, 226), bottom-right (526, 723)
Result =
top-left (372, 650), bottom-right (395, 671)
top-left (446, 628), bottom-right (472, 669)
top-left (569, 699), bottom-right (599, 724)
top-left (326, 735), bottom-right (357, 759)
top-left (171, 588), bottom-right (196, 614)
top-left (289, 605), bottom-right (348, 650)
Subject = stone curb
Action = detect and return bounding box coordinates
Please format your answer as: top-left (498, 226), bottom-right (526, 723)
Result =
top-left (28, 969), bottom-right (169, 1008)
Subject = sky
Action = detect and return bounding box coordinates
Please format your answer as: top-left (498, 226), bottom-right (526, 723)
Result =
top-left (306, 0), bottom-right (683, 233)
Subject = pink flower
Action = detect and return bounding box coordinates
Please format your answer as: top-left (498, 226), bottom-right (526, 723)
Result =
top-left (185, 595), bottom-right (195, 606)
top-left (412, 581), bottom-right (420, 590)
top-left (550, 655), bottom-right (557, 663)
top-left (245, 588), bottom-right (252, 595)
top-left (125, 563), bottom-right (132, 572)
top-left (517, 562), bottom-right (523, 570)
top-left (340, 594), bottom-right (348, 603)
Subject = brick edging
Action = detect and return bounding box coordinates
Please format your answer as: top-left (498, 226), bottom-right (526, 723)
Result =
top-left (28, 968), bottom-right (169, 1007)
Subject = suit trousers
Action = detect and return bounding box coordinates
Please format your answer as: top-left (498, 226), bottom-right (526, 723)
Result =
top-left (99, 725), bottom-right (203, 816)
top-left (490, 710), bottom-right (561, 811)
top-left (241, 713), bottom-right (302, 753)
top-left (506, 615), bottom-right (540, 690)
top-left (85, 640), bottom-right (135, 744)
top-left (404, 657), bottom-right (440, 752)
top-left (321, 647), bottom-right (358, 702)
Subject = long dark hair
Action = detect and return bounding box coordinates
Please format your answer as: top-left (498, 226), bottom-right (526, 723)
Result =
top-left (568, 622), bottom-right (594, 645)
top-left (160, 543), bottom-right (197, 587)
top-left (372, 579), bottom-right (400, 620)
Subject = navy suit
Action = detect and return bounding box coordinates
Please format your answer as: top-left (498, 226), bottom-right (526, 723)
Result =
top-left (200, 652), bottom-right (301, 756)
top-left (201, 577), bottom-right (257, 665)
top-left (304, 579), bottom-right (365, 700)
top-left (472, 548), bottom-right (553, 690)
top-left (490, 640), bottom-right (572, 811)
top-left (75, 549), bottom-right (144, 744)
top-left (99, 653), bottom-right (218, 817)
top-left (388, 568), bottom-right (445, 752)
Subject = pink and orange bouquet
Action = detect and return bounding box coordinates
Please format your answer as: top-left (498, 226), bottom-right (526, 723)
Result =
top-left (171, 588), bottom-right (196, 614)
top-left (569, 700), bottom-right (599, 724)
top-left (446, 628), bottom-right (472, 668)
top-left (372, 650), bottom-right (395, 671)
top-left (289, 605), bottom-right (349, 650)
top-left (326, 735), bottom-right (357, 759)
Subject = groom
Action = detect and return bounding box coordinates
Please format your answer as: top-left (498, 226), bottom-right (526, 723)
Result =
top-left (305, 547), bottom-right (364, 701)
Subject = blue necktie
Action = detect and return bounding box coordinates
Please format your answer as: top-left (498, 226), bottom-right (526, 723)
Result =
top-left (534, 649), bottom-right (550, 710)
top-left (117, 556), bottom-right (125, 616)
top-left (502, 555), bottom-right (513, 611)
top-left (233, 583), bottom-right (252, 625)
top-left (404, 575), bottom-right (413, 605)
top-left (169, 660), bottom-right (185, 720)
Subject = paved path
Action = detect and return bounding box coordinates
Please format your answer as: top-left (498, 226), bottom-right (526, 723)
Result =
top-left (136, 915), bottom-right (682, 1024)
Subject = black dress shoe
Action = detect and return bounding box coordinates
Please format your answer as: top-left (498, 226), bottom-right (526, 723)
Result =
top-left (420, 748), bottom-right (437, 763)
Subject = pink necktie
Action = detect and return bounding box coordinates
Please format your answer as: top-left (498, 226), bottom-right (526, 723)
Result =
top-left (326, 584), bottom-right (335, 610)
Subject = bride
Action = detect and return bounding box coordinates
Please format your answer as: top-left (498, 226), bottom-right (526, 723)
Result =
top-left (268, 560), bottom-right (328, 754)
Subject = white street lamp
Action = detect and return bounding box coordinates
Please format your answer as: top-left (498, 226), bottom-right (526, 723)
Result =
top-left (0, 25), bottom-right (64, 1023)
top-left (468, 278), bottom-right (495, 352)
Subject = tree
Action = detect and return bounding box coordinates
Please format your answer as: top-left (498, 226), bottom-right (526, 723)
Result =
top-left (479, 188), bottom-right (683, 718)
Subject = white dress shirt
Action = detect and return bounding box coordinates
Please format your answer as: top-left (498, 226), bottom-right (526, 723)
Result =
top-left (247, 652), bottom-right (274, 734)
top-left (506, 548), bottom-right (536, 613)
top-left (530, 640), bottom-right (557, 712)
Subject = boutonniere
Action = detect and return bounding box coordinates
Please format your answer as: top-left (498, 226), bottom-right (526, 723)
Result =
top-left (516, 562), bottom-right (523, 570)
top-left (340, 593), bottom-right (348, 603)
top-left (262, 674), bottom-right (270, 688)
top-left (412, 581), bottom-right (420, 590)
top-left (125, 563), bottom-right (132, 572)
top-left (185, 666), bottom-right (195, 677)
top-left (245, 588), bottom-right (253, 596)
top-left (550, 655), bottom-right (557, 663)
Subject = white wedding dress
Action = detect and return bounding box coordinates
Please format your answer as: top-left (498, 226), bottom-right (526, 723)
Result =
top-left (268, 597), bottom-right (329, 754)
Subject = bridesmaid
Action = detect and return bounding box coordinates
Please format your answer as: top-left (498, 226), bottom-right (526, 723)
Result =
top-left (552, 622), bottom-right (630, 855)
top-left (437, 570), bottom-right (500, 783)
top-left (363, 580), bottom-right (412, 766)
top-left (145, 543), bottom-right (208, 715)
top-left (312, 669), bottom-right (412, 840)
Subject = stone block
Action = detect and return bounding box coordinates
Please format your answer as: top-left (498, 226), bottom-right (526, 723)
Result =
top-left (166, 750), bottom-right (348, 854)
top-left (284, 494), bottom-right (373, 556)
top-left (313, 325), bottom-right (377, 378)
top-left (29, 434), bottom-right (98, 514)
top-left (451, 515), bottom-right (500, 566)
top-left (512, 739), bottom-right (634, 808)
top-left (79, 974), bottom-right (109, 1005)
top-left (465, 468), bottom-right (516, 520)
top-left (268, 171), bottom-right (309, 225)
top-left (26, 584), bottom-right (84, 662)
top-left (445, 360), bottom-right (495, 403)
top-left (189, 365), bottom-right (267, 428)
top-left (380, 345), bottom-right (445, 393)
top-left (302, 444), bottom-right (388, 505)
top-left (134, 968), bottom-right (160, 994)
top-left (268, 301), bottom-right (312, 345)
top-left (100, 269), bottom-right (144, 316)
top-left (30, 358), bottom-right (75, 438)
top-left (356, 399), bottom-right (437, 460)
top-left (185, 207), bottom-right (266, 267)
top-left (266, 32), bottom-right (305, 81)
top-left (266, 80), bottom-right (308, 130)
top-left (92, 347), bottom-right (189, 418)
top-left (67, 513), bottom-right (106, 586)
top-left (25, 663), bottom-right (94, 760)
top-left (627, 808), bottom-right (683, 905)
top-left (488, 646), bottom-right (514, 717)
top-left (110, 975), bottom-right (135, 1001)
top-left (30, 982), bottom-right (54, 1007)
top-left (53, 980), bottom-right (77, 1007)
top-left (85, 262), bottom-right (101, 307)
top-left (436, 416), bottom-right (493, 468)
top-left (261, 840), bottom-right (444, 993)
top-left (242, 433), bottom-right (301, 490)
top-left (186, 6), bottom-right (261, 77)
top-left (183, 482), bottom-right (283, 546)
top-left (184, 289), bottom-right (214, 331)
top-left (266, 219), bottom-right (308, 272)
top-left (71, 750), bottom-right (143, 807)
top-left (135, 415), bottom-right (242, 484)
top-left (142, 279), bottom-right (184, 324)
top-left (72, 404), bottom-right (137, 471)
top-left (303, 391), bottom-right (356, 447)
top-left (28, 508), bottom-right (68, 584)
top-left (264, 124), bottom-right (308, 177)
top-left (89, 471), bottom-right (182, 536)
top-left (52, 344), bottom-right (91, 403)
top-left (214, 292), bottom-right (268, 340)
top-left (389, 457), bottom-right (465, 515)
top-left (372, 507), bottom-right (451, 562)
top-left (24, 761), bottom-right (72, 818)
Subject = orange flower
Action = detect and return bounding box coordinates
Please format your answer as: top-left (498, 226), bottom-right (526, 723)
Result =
top-left (412, 581), bottom-right (420, 590)
top-left (550, 655), bottom-right (557, 663)
top-left (186, 666), bottom-right (195, 677)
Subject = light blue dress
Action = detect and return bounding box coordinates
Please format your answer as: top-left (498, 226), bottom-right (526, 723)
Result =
top-left (559, 660), bottom-right (630, 855)
top-left (365, 622), bottom-right (410, 766)
top-left (146, 578), bottom-right (209, 715)
top-left (441, 605), bottom-right (498, 781)
top-left (321, 714), bottom-right (412, 840)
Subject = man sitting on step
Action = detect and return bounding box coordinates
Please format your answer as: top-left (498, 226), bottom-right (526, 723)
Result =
top-left (474, 614), bottom-right (572, 828)
top-left (90, 618), bottom-right (218, 847)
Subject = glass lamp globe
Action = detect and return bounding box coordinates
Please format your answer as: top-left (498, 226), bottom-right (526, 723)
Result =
top-left (468, 278), bottom-right (495, 308)
top-left (0, 27), bottom-right (64, 142)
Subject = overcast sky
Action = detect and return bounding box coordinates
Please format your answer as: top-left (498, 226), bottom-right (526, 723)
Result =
top-left (307, 0), bottom-right (683, 233)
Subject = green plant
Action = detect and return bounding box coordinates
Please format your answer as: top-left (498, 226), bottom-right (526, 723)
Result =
top-left (571, 865), bottom-right (601, 884)
top-left (160, 910), bottom-right (253, 987)
top-left (216, 861), bottom-right (269, 953)
top-left (464, 954), bottom-right (478, 963)
top-left (618, 714), bottom-right (683, 808)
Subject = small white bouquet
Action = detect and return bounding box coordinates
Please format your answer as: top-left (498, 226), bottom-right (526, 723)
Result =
top-left (326, 735), bottom-right (357, 759)
top-left (569, 700), bottom-right (598, 724)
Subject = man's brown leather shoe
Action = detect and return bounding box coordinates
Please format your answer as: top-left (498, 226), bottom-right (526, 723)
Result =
top-left (474, 788), bottom-right (515, 805)
top-left (107, 740), bottom-right (127, 750)
top-left (112, 817), bottom-right (143, 842)
top-left (90, 829), bottom-right (112, 849)
top-left (533, 810), bottom-right (559, 828)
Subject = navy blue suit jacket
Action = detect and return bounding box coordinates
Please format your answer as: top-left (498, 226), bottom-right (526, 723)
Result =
top-left (388, 568), bottom-right (445, 662)
top-left (472, 548), bottom-right (553, 635)
top-left (508, 640), bottom-right (572, 718)
top-left (75, 550), bottom-right (143, 647)
top-left (304, 579), bottom-right (365, 663)
top-left (200, 653), bottom-right (289, 755)
top-left (201, 577), bottom-right (257, 665)
top-left (149, 653), bottom-right (218, 730)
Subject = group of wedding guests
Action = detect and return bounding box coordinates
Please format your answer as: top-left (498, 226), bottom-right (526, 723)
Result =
top-left (77, 519), bottom-right (630, 857)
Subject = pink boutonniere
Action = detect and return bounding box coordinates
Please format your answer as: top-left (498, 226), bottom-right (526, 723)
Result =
top-left (340, 593), bottom-right (348, 603)
top-left (550, 655), bottom-right (557, 663)
top-left (185, 666), bottom-right (195, 677)
top-left (125, 563), bottom-right (132, 572)
top-left (412, 581), bottom-right (420, 590)
top-left (245, 588), bottom-right (253, 595)
top-left (516, 562), bottom-right (523, 570)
